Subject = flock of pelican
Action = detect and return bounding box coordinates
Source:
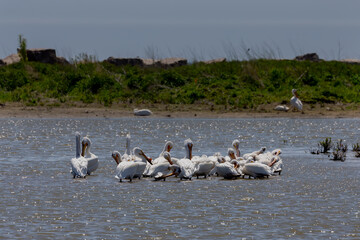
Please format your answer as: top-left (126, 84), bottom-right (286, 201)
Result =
top-left (70, 133), bottom-right (283, 182)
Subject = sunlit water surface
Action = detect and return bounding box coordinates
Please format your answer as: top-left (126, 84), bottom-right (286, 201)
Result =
top-left (0, 118), bottom-right (359, 239)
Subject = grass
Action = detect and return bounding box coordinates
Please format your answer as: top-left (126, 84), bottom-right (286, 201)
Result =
top-left (0, 58), bottom-right (360, 108)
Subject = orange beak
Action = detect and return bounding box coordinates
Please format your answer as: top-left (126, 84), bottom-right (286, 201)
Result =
top-left (189, 144), bottom-right (193, 160)
top-left (81, 142), bottom-right (87, 157)
top-left (112, 154), bottom-right (120, 165)
top-left (141, 151), bottom-right (153, 165)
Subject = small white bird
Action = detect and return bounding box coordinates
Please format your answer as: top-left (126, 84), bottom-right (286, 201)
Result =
top-left (290, 89), bottom-right (303, 111)
top-left (70, 132), bottom-right (88, 178)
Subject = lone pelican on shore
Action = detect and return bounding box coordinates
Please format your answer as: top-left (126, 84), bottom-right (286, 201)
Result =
top-left (290, 89), bottom-right (303, 112)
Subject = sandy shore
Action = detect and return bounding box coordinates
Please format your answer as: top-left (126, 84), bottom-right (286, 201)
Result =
top-left (0, 102), bottom-right (359, 119)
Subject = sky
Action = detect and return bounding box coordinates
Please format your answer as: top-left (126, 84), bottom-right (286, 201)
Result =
top-left (1, 0), bottom-right (360, 61)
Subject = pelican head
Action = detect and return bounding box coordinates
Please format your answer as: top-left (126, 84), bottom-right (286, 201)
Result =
top-left (228, 148), bottom-right (236, 160)
top-left (133, 147), bottom-right (152, 164)
top-left (230, 159), bottom-right (239, 169)
top-left (163, 151), bottom-right (173, 165)
top-left (169, 165), bottom-right (181, 176)
top-left (292, 89), bottom-right (299, 98)
top-left (112, 151), bottom-right (121, 165)
top-left (259, 147), bottom-right (267, 154)
top-left (165, 141), bottom-right (174, 152)
top-left (272, 149), bottom-right (282, 156)
top-left (81, 137), bottom-right (91, 157)
top-left (218, 156), bottom-right (226, 163)
top-left (232, 139), bottom-right (240, 157)
top-left (232, 140), bottom-right (240, 149)
top-left (184, 138), bottom-right (193, 159)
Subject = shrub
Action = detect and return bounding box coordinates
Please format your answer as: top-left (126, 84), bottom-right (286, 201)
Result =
top-left (352, 143), bottom-right (360, 152)
top-left (318, 137), bottom-right (332, 153)
top-left (331, 139), bottom-right (347, 161)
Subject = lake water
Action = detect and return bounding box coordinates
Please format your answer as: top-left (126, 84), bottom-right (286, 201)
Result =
top-left (0, 118), bottom-right (359, 239)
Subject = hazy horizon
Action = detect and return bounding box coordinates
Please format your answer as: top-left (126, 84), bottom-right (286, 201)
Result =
top-left (1, 0), bottom-right (360, 61)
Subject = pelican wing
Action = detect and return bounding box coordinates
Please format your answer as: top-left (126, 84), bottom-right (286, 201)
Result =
top-left (71, 157), bottom-right (88, 178)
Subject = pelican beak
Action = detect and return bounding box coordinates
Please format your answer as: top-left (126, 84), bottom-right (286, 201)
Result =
top-left (141, 151), bottom-right (153, 165)
top-left (230, 152), bottom-right (236, 160)
top-left (112, 154), bottom-right (120, 165)
top-left (269, 158), bottom-right (277, 167)
top-left (189, 144), bottom-right (193, 160)
top-left (167, 145), bottom-right (172, 152)
top-left (81, 142), bottom-right (87, 157)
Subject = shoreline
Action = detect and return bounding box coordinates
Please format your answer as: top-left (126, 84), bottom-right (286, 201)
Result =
top-left (0, 102), bottom-right (359, 119)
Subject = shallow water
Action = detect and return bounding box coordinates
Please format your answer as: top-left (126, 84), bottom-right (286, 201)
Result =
top-left (0, 118), bottom-right (359, 239)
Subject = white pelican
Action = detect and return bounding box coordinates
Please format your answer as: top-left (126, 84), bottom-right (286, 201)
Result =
top-left (112, 151), bottom-right (139, 182)
top-left (243, 147), bottom-right (267, 161)
top-left (192, 155), bottom-right (215, 179)
top-left (242, 158), bottom-right (272, 178)
top-left (143, 141), bottom-right (174, 176)
top-left (188, 141), bottom-right (215, 179)
top-left (256, 149), bottom-right (282, 165)
top-left (159, 141), bottom-right (174, 157)
top-left (70, 132), bottom-right (88, 178)
top-left (134, 108), bottom-right (152, 116)
top-left (133, 147), bottom-right (153, 179)
top-left (81, 137), bottom-right (99, 175)
top-left (210, 157), bottom-right (242, 179)
top-left (171, 139), bottom-right (197, 180)
top-left (232, 140), bottom-right (241, 158)
top-left (146, 151), bottom-right (174, 180)
top-left (290, 89), bottom-right (303, 111)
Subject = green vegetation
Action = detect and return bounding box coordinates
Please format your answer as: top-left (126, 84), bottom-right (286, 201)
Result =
top-left (18, 35), bottom-right (28, 62)
top-left (1, 58), bottom-right (360, 108)
top-left (318, 137), bottom-right (333, 153)
top-left (332, 139), bottom-right (348, 161)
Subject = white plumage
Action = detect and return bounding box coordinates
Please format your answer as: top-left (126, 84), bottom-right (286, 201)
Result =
top-left (172, 139), bottom-right (197, 180)
top-left (134, 108), bottom-right (152, 116)
top-left (70, 132), bottom-right (88, 178)
top-left (290, 89), bottom-right (303, 111)
top-left (81, 137), bottom-right (99, 175)
top-left (112, 151), bottom-right (139, 182)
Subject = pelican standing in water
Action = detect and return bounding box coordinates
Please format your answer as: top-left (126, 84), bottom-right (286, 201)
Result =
top-left (171, 139), bottom-right (197, 180)
top-left (112, 151), bottom-right (139, 182)
top-left (81, 137), bottom-right (99, 175)
top-left (290, 89), bottom-right (303, 112)
top-left (133, 147), bottom-right (153, 179)
top-left (143, 141), bottom-right (173, 176)
top-left (70, 132), bottom-right (88, 178)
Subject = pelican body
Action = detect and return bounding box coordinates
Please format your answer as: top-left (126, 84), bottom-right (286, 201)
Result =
top-left (112, 151), bottom-right (139, 182)
top-left (70, 132), bottom-right (88, 178)
top-left (81, 137), bottom-right (99, 175)
top-left (290, 89), bottom-right (303, 111)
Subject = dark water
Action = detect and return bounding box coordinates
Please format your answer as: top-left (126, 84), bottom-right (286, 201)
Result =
top-left (0, 118), bottom-right (359, 239)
